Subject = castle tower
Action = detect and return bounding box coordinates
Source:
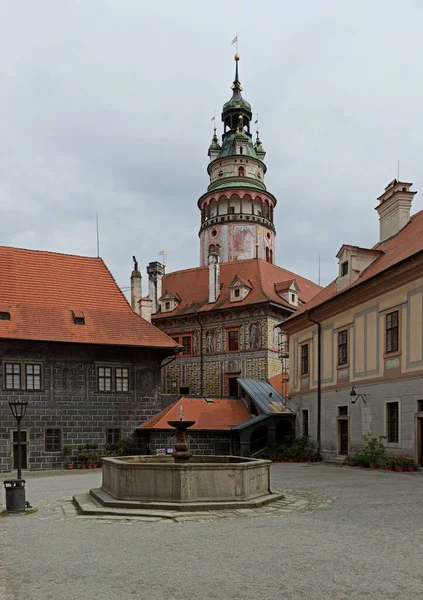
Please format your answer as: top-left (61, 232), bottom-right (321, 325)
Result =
top-left (198, 54), bottom-right (277, 266)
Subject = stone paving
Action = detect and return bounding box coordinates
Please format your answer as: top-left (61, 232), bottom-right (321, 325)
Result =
top-left (1, 464), bottom-right (423, 599)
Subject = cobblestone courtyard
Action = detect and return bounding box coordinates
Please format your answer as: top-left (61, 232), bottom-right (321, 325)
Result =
top-left (1, 463), bottom-right (422, 600)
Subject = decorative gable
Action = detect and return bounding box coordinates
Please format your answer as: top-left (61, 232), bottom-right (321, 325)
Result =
top-left (228, 275), bottom-right (252, 302)
top-left (158, 290), bottom-right (181, 313)
top-left (274, 279), bottom-right (299, 307)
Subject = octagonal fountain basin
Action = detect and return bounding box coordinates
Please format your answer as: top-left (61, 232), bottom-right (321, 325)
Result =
top-left (88, 455), bottom-right (283, 511)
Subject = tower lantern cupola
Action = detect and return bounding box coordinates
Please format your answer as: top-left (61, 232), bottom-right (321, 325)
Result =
top-left (198, 54), bottom-right (277, 267)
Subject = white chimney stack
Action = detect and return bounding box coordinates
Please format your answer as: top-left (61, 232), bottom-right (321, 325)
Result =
top-left (376, 180), bottom-right (416, 243)
top-left (208, 244), bottom-right (220, 303)
top-left (130, 256), bottom-right (142, 315)
top-left (146, 261), bottom-right (165, 314)
top-left (139, 297), bottom-right (153, 323)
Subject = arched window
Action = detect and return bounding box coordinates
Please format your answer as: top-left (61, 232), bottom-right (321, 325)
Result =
top-left (238, 166), bottom-right (245, 177)
top-left (269, 249), bottom-right (273, 264)
top-left (265, 247), bottom-right (270, 263)
top-left (205, 204), bottom-right (210, 219)
top-left (239, 147), bottom-right (243, 155)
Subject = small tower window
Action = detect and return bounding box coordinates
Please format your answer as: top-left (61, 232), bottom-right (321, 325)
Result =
top-left (265, 247), bottom-right (270, 263)
top-left (229, 206), bottom-right (235, 215)
top-left (238, 166), bottom-right (245, 177)
top-left (239, 147), bottom-right (243, 155)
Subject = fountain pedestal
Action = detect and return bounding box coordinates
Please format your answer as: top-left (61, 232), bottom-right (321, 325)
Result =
top-left (167, 420), bottom-right (195, 463)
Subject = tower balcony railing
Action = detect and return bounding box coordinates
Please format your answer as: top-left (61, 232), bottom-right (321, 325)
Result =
top-left (199, 212), bottom-right (275, 233)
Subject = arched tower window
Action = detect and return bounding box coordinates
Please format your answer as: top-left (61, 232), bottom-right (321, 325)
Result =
top-left (239, 147), bottom-right (243, 155)
top-left (238, 166), bottom-right (245, 177)
top-left (269, 249), bottom-right (273, 264)
top-left (265, 247), bottom-right (270, 263)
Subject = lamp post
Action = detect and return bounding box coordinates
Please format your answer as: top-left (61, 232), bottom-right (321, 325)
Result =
top-left (4, 398), bottom-right (29, 513)
top-left (350, 386), bottom-right (368, 404)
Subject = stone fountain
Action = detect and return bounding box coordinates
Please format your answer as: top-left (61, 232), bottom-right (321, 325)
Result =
top-left (73, 408), bottom-right (282, 516)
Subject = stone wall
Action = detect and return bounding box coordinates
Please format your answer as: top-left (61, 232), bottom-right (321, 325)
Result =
top-left (289, 375), bottom-right (423, 460)
top-left (0, 341), bottom-right (170, 472)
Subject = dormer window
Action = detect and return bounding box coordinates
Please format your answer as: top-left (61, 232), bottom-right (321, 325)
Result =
top-left (274, 279), bottom-right (299, 307)
top-left (72, 310), bottom-right (85, 325)
top-left (341, 261), bottom-right (348, 277)
top-left (229, 275), bottom-right (252, 302)
top-left (0, 310), bottom-right (10, 321)
top-left (165, 301), bottom-right (171, 311)
top-left (159, 290), bottom-right (181, 313)
top-left (234, 289), bottom-right (240, 298)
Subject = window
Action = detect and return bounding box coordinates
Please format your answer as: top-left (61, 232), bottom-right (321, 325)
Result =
top-left (291, 294), bottom-right (296, 303)
top-left (5, 363), bottom-right (21, 390)
top-left (228, 377), bottom-right (239, 396)
top-left (227, 329), bottom-right (240, 352)
top-left (98, 366), bottom-right (112, 391)
top-left (418, 400), bottom-right (423, 413)
top-left (45, 428), bottom-right (61, 452)
top-left (239, 147), bottom-right (243, 155)
top-left (386, 310), bottom-right (399, 353)
top-left (301, 344), bottom-right (309, 375)
top-left (338, 406), bottom-right (348, 416)
top-left (229, 206), bottom-right (235, 215)
top-left (302, 410), bottom-right (309, 437)
top-left (238, 166), bottom-right (245, 177)
top-left (341, 261), bottom-right (348, 277)
top-left (0, 311), bottom-right (10, 320)
top-left (115, 367), bottom-right (129, 392)
top-left (182, 335), bottom-right (192, 355)
top-left (179, 386), bottom-right (190, 394)
top-left (386, 401), bottom-right (399, 443)
top-left (106, 428), bottom-right (121, 445)
top-left (165, 301), bottom-right (171, 311)
top-left (234, 288), bottom-right (240, 298)
top-left (25, 364), bottom-right (41, 390)
top-left (338, 330), bottom-right (348, 365)
top-left (73, 316), bottom-right (85, 325)
top-left (97, 366), bottom-right (131, 393)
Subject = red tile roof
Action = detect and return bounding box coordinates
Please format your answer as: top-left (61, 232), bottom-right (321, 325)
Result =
top-left (268, 373), bottom-right (289, 397)
top-left (153, 259), bottom-right (321, 319)
top-left (138, 397), bottom-right (251, 431)
top-left (285, 208), bottom-right (423, 322)
top-left (0, 246), bottom-right (178, 349)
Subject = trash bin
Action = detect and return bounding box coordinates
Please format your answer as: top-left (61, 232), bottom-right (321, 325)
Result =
top-left (4, 479), bottom-right (26, 513)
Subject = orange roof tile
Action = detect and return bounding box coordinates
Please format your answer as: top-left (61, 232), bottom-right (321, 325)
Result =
top-left (138, 397), bottom-right (251, 430)
top-left (268, 373), bottom-right (289, 397)
top-left (0, 246), bottom-right (178, 349)
top-left (285, 208), bottom-right (423, 323)
top-left (153, 259), bottom-right (321, 319)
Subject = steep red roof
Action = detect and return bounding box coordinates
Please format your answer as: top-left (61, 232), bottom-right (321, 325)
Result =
top-left (138, 397), bottom-right (250, 431)
top-left (0, 246), bottom-right (178, 349)
top-left (286, 208), bottom-right (423, 322)
top-left (153, 259), bottom-right (321, 319)
top-left (268, 373), bottom-right (289, 397)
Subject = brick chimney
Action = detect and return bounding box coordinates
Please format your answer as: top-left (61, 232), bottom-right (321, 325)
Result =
top-left (208, 244), bottom-right (220, 303)
top-left (376, 180), bottom-right (416, 243)
top-left (146, 261), bottom-right (165, 314)
top-left (139, 297), bottom-right (153, 323)
top-left (130, 256), bottom-right (142, 315)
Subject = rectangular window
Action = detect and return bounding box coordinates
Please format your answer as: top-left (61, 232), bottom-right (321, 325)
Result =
top-left (228, 377), bottom-right (239, 396)
top-left (418, 400), bottom-right (423, 413)
top-left (182, 335), bottom-right (192, 355)
top-left (179, 386), bottom-right (190, 395)
top-left (337, 330), bottom-right (348, 365)
top-left (234, 288), bottom-right (240, 298)
top-left (25, 364), bottom-right (41, 390)
top-left (386, 401), bottom-right (399, 443)
top-left (227, 329), bottom-right (240, 352)
top-left (5, 363), bottom-right (21, 390)
top-left (229, 206), bottom-right (235, 215)
top-left (386, 311), bottom-right (399, 353)
top-left (45, 428), bottom-right (61, 452)
top-left (98, 366), bottom-right (112, 392)
top-left (341, 261), bottom-right (348, 277)
top-left (338, 406), bottom-right (348, 416)
top-left (165, 301), bottom-right (171, 310)
top-left (301, 344), bottom-right (309, 375)
top-left (106, 428), bottom-right (121, 445)
top-left (302, 410), bottom-right (309, 437)
top-left (115, 367), bottom-right (129, 392)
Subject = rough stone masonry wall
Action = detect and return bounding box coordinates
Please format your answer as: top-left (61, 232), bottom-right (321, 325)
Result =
top-left (0, 341), bottom-right (168, 472)
top-left (145, 431), bottom-right (232, 456)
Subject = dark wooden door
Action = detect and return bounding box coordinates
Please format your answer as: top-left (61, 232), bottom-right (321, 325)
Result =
top-left (339, 420), bottom-right (349, 455)
top-left (13, 430), bottom-right (28, 469)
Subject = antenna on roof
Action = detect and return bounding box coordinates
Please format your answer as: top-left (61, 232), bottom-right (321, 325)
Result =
top-left (96, 211), bottom-right (100, 258)
top-left (397, 159), bottom-right (400, 181)
top-left (318, 254), bottom-right (321, 286)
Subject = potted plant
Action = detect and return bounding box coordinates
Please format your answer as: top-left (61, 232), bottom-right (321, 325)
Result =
top-left (63, 444), bottom-right (73, 469)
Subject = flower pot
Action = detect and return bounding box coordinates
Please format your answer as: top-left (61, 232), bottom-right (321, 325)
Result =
top-left (81, 463), bottom-right (87, 469)
top-left (408, 465), bottom-right (415, 472)
top-left (385, 465), bottom-right (392, 470)
top-left (370, 463), bottom-right (378, 469)
top-left (92, 463), bottom-right (97, 469)
top-left (66, 464), bottom-right (73, 470)
top-left (395, 465), bottom-right (403, 472)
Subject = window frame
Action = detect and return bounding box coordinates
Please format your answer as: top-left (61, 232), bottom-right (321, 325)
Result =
top-left (226, 327), bottom-right (240, 353)
top-left (341, 261), bottom-right (348, 277)
top-left (181, 334), bottom-right (193, 356)
top-left (4, 362), bottom-right (22, 390)
top-left (96, 364), bottom-right (131, 394)
top-left (385, 310), bottom-right (399, 354)
top-left (337, 329), bottom-right (348, 366)
top-left (385, 401), bottom-right (400, 445)
top-left (115, 367), bottom-right (129, 392)
top-left (4, 361), bottom-right (43, 391)
top-left (106, 427), bottom-right (121, 445)
top-left (45, 428), bottom-right (62, 452)
top-left (300, 344), bottom-right (309, 376)
top-left (25, 363), bottom-right (42, 390)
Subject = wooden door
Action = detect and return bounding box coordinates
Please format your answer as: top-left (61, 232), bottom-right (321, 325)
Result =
top-left (12, 430), bottom-right (28, 469)
top-left (338, 420), bottom-right (349, 455)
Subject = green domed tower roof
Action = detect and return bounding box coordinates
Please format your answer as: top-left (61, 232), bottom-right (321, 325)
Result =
top-left (221, 54), bottom-right (252, 128)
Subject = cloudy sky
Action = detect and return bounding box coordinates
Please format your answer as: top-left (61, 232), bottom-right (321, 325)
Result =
top-left (1, 0), bottom-right (422, 295)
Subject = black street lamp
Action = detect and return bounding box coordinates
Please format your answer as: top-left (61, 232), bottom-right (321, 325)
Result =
top-left (349, 386), bottom-right (368, 405)
top-left (4, 398), bottom-right (29, 513)
top-left (9, 398), bottom-right (29, 480)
